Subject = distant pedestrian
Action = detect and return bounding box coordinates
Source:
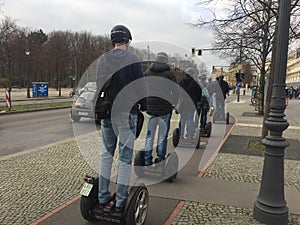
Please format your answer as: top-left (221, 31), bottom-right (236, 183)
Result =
top-left (143, 52), bottom-right (178, 166)
top-left (288, 86), bottom-right (294, 99)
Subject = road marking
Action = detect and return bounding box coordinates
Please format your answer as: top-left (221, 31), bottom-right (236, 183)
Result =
top-left (237, 123), bottom-right (262, 128)
top-left (230, 100), bottom-right (246, 103)
top-left (164, 201), bottom-right (185, 225)
top-left (30, 195), bottom-right (81, 225)
top-left (237, 123), bottom-right (300, 130)
top-left (197, 114), bottom-right (238, 178)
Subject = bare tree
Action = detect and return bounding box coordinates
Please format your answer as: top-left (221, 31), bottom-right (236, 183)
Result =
top-left (45, 31), bottom-right (73, 95)
top-left (0, 16), bottom-right (19, 88)
top-left (193, 0), bottom-right (300, 137)
top-left (198, 61), bottom-right (209, 77)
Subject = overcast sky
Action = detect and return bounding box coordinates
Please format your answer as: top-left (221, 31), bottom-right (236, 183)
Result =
top-left (1, 0), bottom-right (231, 74)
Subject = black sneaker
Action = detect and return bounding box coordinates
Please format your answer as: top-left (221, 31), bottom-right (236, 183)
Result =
top-left (145, 161), bottom-right (153, 166)
top-left (98, 196), bottom-right (113, 210)
top-left (115, 205), bottom-right (125, 213)
top-left (154, 158), bottom-right (162, 164)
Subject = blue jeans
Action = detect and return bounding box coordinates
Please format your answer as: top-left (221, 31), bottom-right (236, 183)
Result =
top-left (98, 113), bottom-right (137, 207)
top-left (198, 104), bottom-right (209, 130)
top-left (144, 113), bottom-right (171, 165)
top-left (180, 110), bottom-right (195, 139)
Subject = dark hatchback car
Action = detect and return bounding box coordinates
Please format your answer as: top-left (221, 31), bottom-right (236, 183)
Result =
top-left (71, 91), bottom-right (97, 122)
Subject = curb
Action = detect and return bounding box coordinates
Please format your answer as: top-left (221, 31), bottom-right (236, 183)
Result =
top-left (197, 114), bottom-right (238, 178)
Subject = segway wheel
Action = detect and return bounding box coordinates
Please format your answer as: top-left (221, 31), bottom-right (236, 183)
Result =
top-left (164, 152), bottom-right (179, 182)
top-left (124, 185), bottom-right (149, 225)
top-left (226, 112), bottom-right (230, 124)
top-left (206, 122), bottom-right (212, 137)
top-left (80, 177), bottom-right (98, 221)
top-left (195, 130), bottom-right (201, 149)
top-left (172, 128), bottom-right (180, 147)
top-left (134, 150), bottom-right (145, 177)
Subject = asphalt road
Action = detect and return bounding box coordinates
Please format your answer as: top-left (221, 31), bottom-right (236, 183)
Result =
top-left (0, 108), bottom-right (99, 157)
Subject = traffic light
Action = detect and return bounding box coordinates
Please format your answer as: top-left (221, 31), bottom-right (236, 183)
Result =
top-left (240, 73), bottom-right (245, 79)
top-left (191, 47), bottom-right (196, 57)
top-left (235, 72), bottom-right (241, 82)
top-left (191, 48), bottom-right (202, 56)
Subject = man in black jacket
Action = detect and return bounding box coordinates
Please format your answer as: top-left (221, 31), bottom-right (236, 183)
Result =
top-left (215, 75), bottom-right (230, 121)
top-left (178, 68), bottom-right (201, 140)
top-left (143, 52), bottom-right (178, 166)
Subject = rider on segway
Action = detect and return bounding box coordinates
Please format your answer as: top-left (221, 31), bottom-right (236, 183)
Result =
top-left (143, 52), bottom-right (178, 167)
top-left (196, 74), bottom-right (211, 135)
top-left (94, 24), bottom-right (147, 214)
top-left (176, 68), bottom-right (201, 143)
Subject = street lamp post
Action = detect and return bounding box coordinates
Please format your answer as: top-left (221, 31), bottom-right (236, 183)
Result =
top-left (25, 50), bottom-right (31, 98)
top-left (253, 0), bottom-right (291, 224)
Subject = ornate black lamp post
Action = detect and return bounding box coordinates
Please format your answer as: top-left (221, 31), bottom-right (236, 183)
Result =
top-left (253, 0), bottom-right (291, 224)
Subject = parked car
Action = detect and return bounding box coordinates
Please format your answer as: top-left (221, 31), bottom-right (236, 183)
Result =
top-left (71, 91), bottom-right (97, 122)
top-left (79, 82), bottom-right (97, 95)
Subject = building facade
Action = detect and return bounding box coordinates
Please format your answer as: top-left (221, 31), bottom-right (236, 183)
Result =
top-left (286, 49), bottom-right (300, 88)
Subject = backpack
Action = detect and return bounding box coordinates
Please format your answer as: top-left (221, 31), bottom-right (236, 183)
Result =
top-left (94, 79), bottom-right (113, 119)
top-left (202, 85), bottom-right (209, 98)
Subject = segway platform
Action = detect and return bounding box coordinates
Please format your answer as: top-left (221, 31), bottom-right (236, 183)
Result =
top-left (80, 175), bottom-right (149, 225)
top-left (172, 128), bottom-right (201, 149)
top-left (134, 151), bottom-right (178, 183)
top-left (200, 121), bottom-right (212, 137)
top-left (212, 112), bottom-right (230, 124)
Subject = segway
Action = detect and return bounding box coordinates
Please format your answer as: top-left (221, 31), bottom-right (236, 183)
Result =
top-left (80, 175), bottom-right (149, 225)
top-left (172, 127), bottom-right (201, 149)
top-left (200, 121), bottom-right (212, 137)
top-left (212, 110), bottom-right (230, 125)
top-left (134, 150), bottom-right (178, 182)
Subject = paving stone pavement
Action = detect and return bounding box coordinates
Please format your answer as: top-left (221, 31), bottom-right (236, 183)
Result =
top-left (0, 140), bottom-right (97, 225)
top-left (0, 112), bottom-right (180, 225)
top-left (171, 94), bottom-right (300, 225)
top-left (1, 92), bottom-right (299, 225)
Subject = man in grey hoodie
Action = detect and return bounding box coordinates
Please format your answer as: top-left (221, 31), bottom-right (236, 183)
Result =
top-left (95, 25), bottom-right (147, 213)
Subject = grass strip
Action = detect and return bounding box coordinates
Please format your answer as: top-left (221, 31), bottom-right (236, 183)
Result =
top-left (1, 101), bottom-right (73, 112)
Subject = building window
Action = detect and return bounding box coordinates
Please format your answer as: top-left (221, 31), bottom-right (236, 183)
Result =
top-left (297, 49), bottom-right (300, 58)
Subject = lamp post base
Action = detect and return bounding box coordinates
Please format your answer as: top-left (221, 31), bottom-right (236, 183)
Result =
top-left (254, 200), bottom-right (288, 225)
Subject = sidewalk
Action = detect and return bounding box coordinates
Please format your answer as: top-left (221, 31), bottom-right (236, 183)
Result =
top-left (0, 91), bottom-right (299, 225)
top-left (169, 93), bottom-right (300, 224)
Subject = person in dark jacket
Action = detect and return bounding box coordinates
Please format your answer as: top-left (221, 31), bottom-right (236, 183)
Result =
top-left (178, 67), bottom-right (201, 140)
top-left (96, 25), bottom-right (147, 213)
top-left (197, 74), bottom-right (210, 133)
top-left (143, 52), bottom-right (178, 166)
top-left (215, 75), bottom-right (230, 121)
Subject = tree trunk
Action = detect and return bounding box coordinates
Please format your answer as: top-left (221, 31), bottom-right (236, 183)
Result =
top-left (258, 68), bottom-right (265, 115)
